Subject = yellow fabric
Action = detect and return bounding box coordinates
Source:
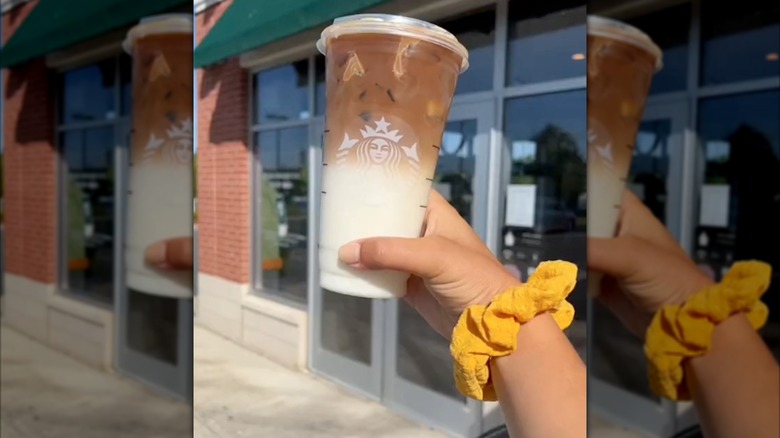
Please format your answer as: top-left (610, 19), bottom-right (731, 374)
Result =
top-left (450, 260), bottom-right (578, 401)
top-left (645, 260), bottom-right (771, 401)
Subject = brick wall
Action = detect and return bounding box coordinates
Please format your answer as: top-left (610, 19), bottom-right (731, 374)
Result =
top-left (2, 0), bottom-right (58, 284)
top-left (196, 0), bottom-right (253, 284)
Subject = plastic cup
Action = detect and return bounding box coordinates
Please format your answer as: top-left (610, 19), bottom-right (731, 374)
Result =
top-left (587, 15), bottom-right (662, 297)
top-left (316, 14), bottom-right (469, 298)
top-left (123, 14), bottom-right (193, 298)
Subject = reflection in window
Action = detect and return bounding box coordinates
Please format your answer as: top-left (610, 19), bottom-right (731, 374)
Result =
top-left (256, 126), bottom-right (309, 303)
top-left (438, 7), bottom-right (496, 94)
top-left (437, 120), bottom-right (477, 220)
top-left (321, 290), bottom-right (371, 364)
top-left (59, 59), bottom-right (117, 123)
top-left (506, 0), bottom-right (586, 86)
top-left (630, 119), bottom-right (672, 222)
top-left (395, 118), bottom-right (478, 402)
top-left (502, 90), bottom-right (586, 325)
top-left (397, 300), bottom-right (465, 401)
top-left (701, 1), bottom-right (780, 86)
top-left (627, 4), bottom-right (691, 94)
top-left (120, 54), bottom-right (133, 116)
top-left (255, 61), bottom-right (310, 124)
top-left (62, 127), bottom-right (115, 304)
top-left (697, 90), bottom-right (780, 359)
top-left (315, 56), bottom-right (326, 116)
top-left (127, 291), bottom-right (178, 365)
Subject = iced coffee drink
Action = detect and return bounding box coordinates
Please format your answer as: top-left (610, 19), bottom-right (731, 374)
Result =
top-left (317, 15), bottom-right (469, 298)
top-left (587, 16), bottom-right (661, 296)
top-left (123, 14), bottom-right (193, 298)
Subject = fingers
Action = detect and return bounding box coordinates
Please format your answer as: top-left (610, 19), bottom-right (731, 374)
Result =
top-left (339, 236), bottom-right (455, 279)
top-left (618, 190), bottom-right (686, 256)
top-left (424, 189), bottom-right (492, 257)
top-left (596, 276), bottom-right (649, 338)
top-left (145, 237), bottom-right (193, 270)
top-left (403, 281), bottom-right (454, 338)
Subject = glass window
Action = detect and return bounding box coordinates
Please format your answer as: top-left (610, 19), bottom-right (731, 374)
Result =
top-left (506, 0), bottom-right (586, 86)
top-left (315, 56), bottom-right (326, 116)
top-left (59, 59), bottom-right (117, 123)
top-left (695, 91), bottom-right (780, 352)
top-left (255, 126), bottom-right (309, 303)
top-left (61, 126), bottom-right (116, 304)
top-left (700, 1), bottom-right (780, 86)
top-left (437, 119), bottom-right (478, 220)
top-left (321, 291), bottom-right (372, 364)
top-left (630, 119), bottom-right (672, 222)
top-left (120, 54), bottom-right (133, 116)
top-left (127, 291), bottom-right (178, 365)
top-left (501, 90), bottom-right (587, 332)
top-left (255, 61), bottom-right (310, 124)
top-left (397, 300), bottom-right (464, 400)
top-left (627, 4), bottom-right (691, 94)
top-left (438, 7), bottom-right (496, 95)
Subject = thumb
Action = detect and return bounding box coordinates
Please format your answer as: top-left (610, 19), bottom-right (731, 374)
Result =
top-left (588, 236), bottom-right (654, 280)
top-left (145, 237), bottom-right (193, 270)
top-left (339, 236), bottom-right (464, 279)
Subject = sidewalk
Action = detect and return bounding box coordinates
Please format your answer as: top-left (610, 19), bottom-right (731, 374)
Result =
top-left (194, 324), bottom-right (444, 438)
top-left (0, 324), bottom-right (190, 438)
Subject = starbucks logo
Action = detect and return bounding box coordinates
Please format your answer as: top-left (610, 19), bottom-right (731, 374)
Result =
top-left (335, 117), bottom-right (419, 181)
top-left (142, 118), bottom-right (192, 165)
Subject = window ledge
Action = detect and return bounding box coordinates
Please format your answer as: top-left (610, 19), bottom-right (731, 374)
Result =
top-left (242, 292), bottom-right (307, 323)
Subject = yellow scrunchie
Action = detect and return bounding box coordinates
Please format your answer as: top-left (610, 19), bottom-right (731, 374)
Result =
top-left (450, 260), bottom-right (578, 401)
top-left (645, 260), bottom-right (771, 401)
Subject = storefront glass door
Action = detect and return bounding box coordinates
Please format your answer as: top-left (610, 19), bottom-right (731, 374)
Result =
top-left (311, 100), bottom-right (494, 436)
top-left (115, 120), bottom-right (193, 402)
top-left (382, 100), bottom-right (493, 437)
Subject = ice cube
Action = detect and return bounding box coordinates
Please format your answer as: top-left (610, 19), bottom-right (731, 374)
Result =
top-left (343, 51), bottom-right (365, 82)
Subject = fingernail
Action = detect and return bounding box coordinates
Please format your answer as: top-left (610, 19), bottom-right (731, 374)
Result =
top-left (144, 241), bottom-right (166, 266)
top-left (338, 242), bottom-right (361, 265)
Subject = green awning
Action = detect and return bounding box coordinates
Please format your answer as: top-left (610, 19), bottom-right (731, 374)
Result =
top-left (0, 0), bottom-right (188, 68)
top-left (194, 0), bottom-right (390, 68)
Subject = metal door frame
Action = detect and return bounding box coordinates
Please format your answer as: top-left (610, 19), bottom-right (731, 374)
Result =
top-left (115, 119), bottom-right (193, 402)
top-left (588, 98), bottom-right (692, 438)
top-left (382, 99), bottom-right (495, 438)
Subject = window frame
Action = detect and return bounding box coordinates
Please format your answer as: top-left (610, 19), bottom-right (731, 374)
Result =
top-left (56, 54), bottom-right (128, 308)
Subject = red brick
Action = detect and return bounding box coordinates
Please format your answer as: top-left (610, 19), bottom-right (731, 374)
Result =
top-left (3, 55), bottom-right (57, 284)
top-left (196, 0), bottom-right (252, 284)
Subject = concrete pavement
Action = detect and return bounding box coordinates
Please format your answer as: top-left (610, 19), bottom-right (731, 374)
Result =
top-left (194, 324), bottom-right (444, 438)
top-left (0, 324), bottom-right (190, 438)
top-left (0, 318), bottom-right (645, 438)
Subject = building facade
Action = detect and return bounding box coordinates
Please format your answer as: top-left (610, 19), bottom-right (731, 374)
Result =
top-left (194, 0), bottom-right (587, 436)
top-left (1, 0), bottom-right (193, 400)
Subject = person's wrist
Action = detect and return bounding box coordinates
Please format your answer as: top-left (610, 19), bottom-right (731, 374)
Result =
top-left (665, 270), bottom-right (716, 308)
top-left (447, 276), bottom-right (521, 338)
top-left (476, 276), bottom-right (522, 307)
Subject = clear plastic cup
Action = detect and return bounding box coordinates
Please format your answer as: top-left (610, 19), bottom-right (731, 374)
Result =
top-left (123, 14), bottom-right (193, 298)
top-left (317, 14), bottom-right (468, 298)
top-left (587, 15), bottom-right (662, 297)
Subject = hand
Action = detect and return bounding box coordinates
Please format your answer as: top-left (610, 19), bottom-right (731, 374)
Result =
top-left (338, 190), bottom-right (519, 338)
top-left (144, 237), bottom-right (193, 270)
top-left (588, 190), bottom-right (714, 337)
